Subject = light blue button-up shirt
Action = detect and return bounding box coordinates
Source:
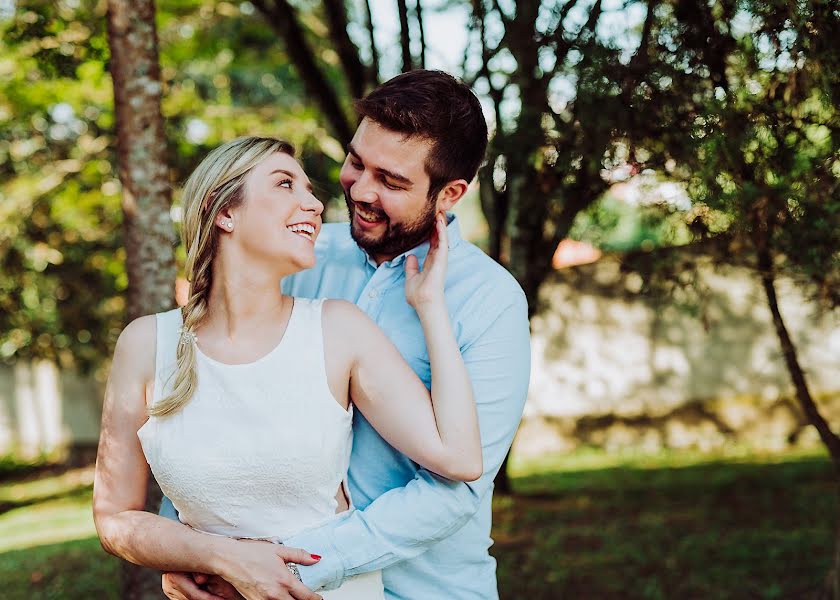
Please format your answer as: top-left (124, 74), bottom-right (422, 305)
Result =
top-left (281, 215), bottom-right (531, 599)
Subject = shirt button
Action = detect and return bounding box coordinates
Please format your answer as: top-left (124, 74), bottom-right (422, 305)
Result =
top-left (369, 289), bottom-right (379, 298)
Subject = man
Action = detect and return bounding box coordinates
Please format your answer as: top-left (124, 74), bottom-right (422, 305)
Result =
top-left (162, 69), bottom-right (531, 599)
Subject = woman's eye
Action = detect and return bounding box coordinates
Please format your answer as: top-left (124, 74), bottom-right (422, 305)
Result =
top-left (351, 161), bottom-right (363, 170)
top-left (278, 179), bottom-right (293, 189)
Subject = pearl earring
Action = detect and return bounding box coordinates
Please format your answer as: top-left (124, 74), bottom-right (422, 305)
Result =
top-left (226, 221), bottom-right (233, 229)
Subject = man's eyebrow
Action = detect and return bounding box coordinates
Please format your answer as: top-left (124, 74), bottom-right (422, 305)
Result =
top-left (270, 168), bottom-right (313, 192)
top-left (347, 143), bottom-right (413, 186)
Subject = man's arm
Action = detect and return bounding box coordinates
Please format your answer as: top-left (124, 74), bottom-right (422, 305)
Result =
top-left (285, 293), bottom-right (531, 591)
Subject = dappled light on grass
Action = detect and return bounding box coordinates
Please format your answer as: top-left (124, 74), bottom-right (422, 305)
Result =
top-left (493, 448), bottom-right (834, 599)
top-left (0, 470), bottom-right (119, 599)
top-left (0, 487), bottom-right (95, 553)
top-left (0, 448), bottom-right (832, 598)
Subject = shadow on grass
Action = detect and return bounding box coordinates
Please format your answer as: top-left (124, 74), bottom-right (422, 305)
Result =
top-left (0, 453), bottom-right (832, 599)
top-left (0, 485), bottom-right (93, 516)
top-left (0, 536), bottom-right (119, 600)
top-left (493, 455), bottom-right (835, 600)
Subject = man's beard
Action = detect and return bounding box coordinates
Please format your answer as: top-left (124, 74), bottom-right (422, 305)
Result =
top-left (345, 191), bottom-right (437, 260)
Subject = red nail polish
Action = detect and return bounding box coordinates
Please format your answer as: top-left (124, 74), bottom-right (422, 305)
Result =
top-left (311, 554), bottom-right (321, 560)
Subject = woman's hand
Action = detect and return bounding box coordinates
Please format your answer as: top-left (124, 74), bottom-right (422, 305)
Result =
top-left (404, 212), bottom-right (448, 311)
top-left (217, 539), bottom-right (322, 600)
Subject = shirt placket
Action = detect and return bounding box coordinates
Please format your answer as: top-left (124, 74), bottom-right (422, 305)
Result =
top-left (356, 262), bottom-right (396, 321)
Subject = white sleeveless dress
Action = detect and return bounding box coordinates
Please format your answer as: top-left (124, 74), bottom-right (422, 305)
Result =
top-left (137, 298), bottom-right (384, 598)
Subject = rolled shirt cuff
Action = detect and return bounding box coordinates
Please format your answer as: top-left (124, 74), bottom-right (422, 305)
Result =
top-left (284, 523), bottom-right (346, 591)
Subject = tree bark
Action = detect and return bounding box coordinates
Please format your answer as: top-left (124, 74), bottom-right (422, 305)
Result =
top-left (106, 0), bottom-right (175, 597)
top-left (396, 0), bottom-right (413, 72)
top-left (252, 0), bottom-right (354, 143)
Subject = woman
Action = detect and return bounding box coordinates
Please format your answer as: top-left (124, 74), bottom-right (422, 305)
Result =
top-left (92, 137), bottom-right (482, 600)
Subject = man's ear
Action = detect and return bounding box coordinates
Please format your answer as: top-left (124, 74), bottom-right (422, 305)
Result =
top-left (435, 179), bottom-right (470, 213)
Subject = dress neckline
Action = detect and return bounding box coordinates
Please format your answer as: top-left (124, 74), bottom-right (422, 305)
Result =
top-left (193, 298), bottom-right (298, 368)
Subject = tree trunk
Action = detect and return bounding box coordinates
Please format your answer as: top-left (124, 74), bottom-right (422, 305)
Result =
top-left (754, 229), bottom-right (840, 599)
top-left (819, 515), bottom-right (840, 600)
top-left (495, 453), bottom-right (512, 494)
top-left (396, 0), bottom-right (412, 72)
top-left (107, 0), bottom-right (176, 597)
top-left (415, 0), bottom-right (426, 69)
top-left (362, 0), bottom-right (380, 85)
top-left (759, 260), bottom-right (840, 600)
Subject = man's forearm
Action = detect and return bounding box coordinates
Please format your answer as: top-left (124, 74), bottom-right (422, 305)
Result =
top-left (98, 510), bottom-right (232, 575)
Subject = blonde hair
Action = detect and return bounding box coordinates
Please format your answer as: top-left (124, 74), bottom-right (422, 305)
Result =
top-left (149, 137), bottom-right (295, 416)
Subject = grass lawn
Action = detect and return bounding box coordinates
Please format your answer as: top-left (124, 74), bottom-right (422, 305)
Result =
top-left (0, 447), bottom-right (834, 599)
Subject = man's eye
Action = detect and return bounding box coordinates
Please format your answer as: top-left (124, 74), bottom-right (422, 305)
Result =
top-left (278, 179), bottom-right (293, 189)
top-left (383, 180), bottom-right (403, 191)
top-left (351, 161), bottom-right (363, 170)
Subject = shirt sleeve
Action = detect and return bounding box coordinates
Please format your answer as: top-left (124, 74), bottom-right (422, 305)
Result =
top-left (286, 293), bottom-right (531, 591)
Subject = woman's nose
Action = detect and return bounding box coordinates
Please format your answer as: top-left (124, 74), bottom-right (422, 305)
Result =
top-left (303, 191), bottom-right (324, 215)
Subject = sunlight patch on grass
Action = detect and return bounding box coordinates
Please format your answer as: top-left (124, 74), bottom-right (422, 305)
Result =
top-left (509, 444), bottom-right (829, 479)
top-left (0, 466), bottom-right (94, 506)
top-left (0, 490), bottom-right (96, 553)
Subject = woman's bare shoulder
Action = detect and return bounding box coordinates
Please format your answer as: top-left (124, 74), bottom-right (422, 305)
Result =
top-left (112, 314), bottom-right (157, 380)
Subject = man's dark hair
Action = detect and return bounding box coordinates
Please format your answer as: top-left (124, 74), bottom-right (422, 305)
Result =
top-left (354, 69), bottom-right (489, 200)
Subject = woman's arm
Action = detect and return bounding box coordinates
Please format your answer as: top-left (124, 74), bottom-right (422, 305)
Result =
top-left (92, 316), bottom-right (320, 600)
top-left (324, 214), bottom-right (482, 481)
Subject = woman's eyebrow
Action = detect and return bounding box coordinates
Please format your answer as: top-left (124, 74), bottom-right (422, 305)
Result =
top-left (269, 169), bottom-right (313, 192)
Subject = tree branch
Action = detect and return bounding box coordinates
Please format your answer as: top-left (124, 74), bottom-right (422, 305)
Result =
top-left (252, 0), bottom-right (354, 143)
top-left (554, 0), bottom-right (603, 73)
top-left (415, 0), bottom-right (427, 69)
top-left (541, 0), bottom-right (582, 45)
top-left (322, 0), bottom-right (369, 98)
top-left (397, 0), bottom-right (413, 72)
top-left (362, 0), bottom-right (381, 85)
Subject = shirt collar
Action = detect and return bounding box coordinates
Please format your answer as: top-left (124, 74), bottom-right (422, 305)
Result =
top-left (362, 213), bottom-right (463, 270)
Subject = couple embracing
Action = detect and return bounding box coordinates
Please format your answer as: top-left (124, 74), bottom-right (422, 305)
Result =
top-left (94, 69), bottom-right (531, 600)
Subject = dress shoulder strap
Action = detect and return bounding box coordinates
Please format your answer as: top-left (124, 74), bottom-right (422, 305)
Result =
top-left (284, 298), bottom-right (328, 374)
top-left (154, 308), bottom-right (183, 404)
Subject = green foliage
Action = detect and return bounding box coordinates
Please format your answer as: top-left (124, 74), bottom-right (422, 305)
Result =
top-left (650, 0), bottom-right (840, 303)
top-left (0, 0), bottom-right (346, 371)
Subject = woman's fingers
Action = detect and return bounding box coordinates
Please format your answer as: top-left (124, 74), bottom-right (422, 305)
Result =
top-left (274, 545), bottom-right (322, 566)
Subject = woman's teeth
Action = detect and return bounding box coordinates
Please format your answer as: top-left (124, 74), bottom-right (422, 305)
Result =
top-left (288, 223), bottom-right (315, 240)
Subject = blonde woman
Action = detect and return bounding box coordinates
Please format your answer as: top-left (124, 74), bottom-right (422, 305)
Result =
top-left (92, 137), bottom-right (481, 600)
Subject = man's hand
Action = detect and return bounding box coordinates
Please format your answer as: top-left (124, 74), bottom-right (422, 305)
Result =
top-left (162, 572), bottom-right (231, 600)
top-left (165, 540), bottom-right (322, 600)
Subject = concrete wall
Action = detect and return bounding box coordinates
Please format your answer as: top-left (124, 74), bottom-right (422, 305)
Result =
top-left (517, 252), bottom-right (839, 457)
top-left (0, 361), bottom-right (102, 457)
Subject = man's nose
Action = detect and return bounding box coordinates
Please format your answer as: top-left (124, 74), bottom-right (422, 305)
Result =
top-left (350, 170), bottom-right (378, 204)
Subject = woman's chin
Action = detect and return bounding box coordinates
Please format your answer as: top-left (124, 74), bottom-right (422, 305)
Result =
top-left (294, 253), bottom-right (317, 271)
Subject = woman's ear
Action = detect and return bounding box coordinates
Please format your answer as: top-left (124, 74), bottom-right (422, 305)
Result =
top-left (215, 206), bottom-right (235, 232)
